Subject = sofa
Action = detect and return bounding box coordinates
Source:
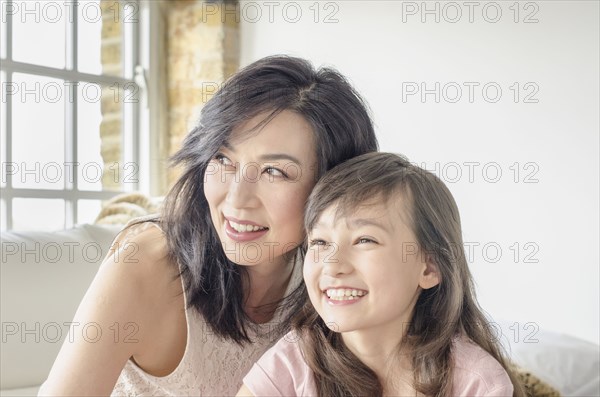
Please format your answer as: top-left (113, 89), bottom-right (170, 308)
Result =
top-left (1, 223), bottom-right (122, 395)
top-left (1, 221), bottom-right (599, 396)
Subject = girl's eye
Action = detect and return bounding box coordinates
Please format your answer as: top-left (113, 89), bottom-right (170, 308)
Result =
top-left (308, 238), bottom-right (328, 247)
top-left (264, 166), bottom-right (288, 179)
top-left (356, 237), bottom-right (377, 245)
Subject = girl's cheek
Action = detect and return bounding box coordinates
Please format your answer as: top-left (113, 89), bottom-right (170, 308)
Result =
top-left (303, 258), bottom-right (318, 283)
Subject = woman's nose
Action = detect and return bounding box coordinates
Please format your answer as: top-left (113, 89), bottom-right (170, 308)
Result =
top-left (225, 165), bottom-right (259, 209)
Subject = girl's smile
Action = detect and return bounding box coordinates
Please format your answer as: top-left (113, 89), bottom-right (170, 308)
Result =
top-left (323, 287), bottom-right (369, 305)
top-left (304, 198), bottom-right (439, 335)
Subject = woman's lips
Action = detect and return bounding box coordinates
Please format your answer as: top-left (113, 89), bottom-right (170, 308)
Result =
top-left (224, 219), bottom-right (269, 242)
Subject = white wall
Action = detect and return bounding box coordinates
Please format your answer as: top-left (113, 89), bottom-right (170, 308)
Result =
top-left (240, 0), bottom-right (600, 344)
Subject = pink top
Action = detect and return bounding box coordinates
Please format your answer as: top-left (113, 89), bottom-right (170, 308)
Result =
top-left (244, 332), bottom-right (514, 396)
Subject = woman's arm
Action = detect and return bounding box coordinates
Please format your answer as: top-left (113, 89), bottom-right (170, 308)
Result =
top-left (39, 224), bottom-right (171, 396)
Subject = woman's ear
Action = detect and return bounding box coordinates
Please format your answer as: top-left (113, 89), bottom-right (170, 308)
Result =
top-left (419, 256), bottom-right (440, 289)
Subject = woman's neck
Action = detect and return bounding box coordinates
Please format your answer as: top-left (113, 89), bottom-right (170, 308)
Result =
top-left (242, 255), bottom-right (295, 323)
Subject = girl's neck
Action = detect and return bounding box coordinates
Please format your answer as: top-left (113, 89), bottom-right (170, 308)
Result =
top-left (243, 255), bottom-right (295, 323)
top-left (342, 328), bottom-right (417, 395)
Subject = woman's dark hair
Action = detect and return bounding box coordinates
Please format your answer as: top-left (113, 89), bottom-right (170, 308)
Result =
top-left (160, 55), bottom-right (378, 343)
top-left (295, 152), bottom-right (526, 397)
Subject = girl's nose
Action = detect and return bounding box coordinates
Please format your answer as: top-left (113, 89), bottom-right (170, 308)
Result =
top-left (321, 244), bottom-right (354, 277)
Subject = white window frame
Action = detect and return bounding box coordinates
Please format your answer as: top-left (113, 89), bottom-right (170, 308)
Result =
top-left (0, 0), bottom-right (161, 230)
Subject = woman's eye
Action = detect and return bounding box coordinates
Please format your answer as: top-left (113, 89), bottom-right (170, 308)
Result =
top-left (214, 153), bottom-right (233, 166)
top-left (264, 166), bottom-right (288, 178)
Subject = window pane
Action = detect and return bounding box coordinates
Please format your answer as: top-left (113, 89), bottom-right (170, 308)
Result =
top-left (121, 1), bottom-right (136, 79)
top-left (13, 198), bottom-right (65, 231)
top-left (1, 70), bottom-right (6, 188)
top-left (12, 1), bottom-right (66, 68)
top-left (12, 73), bottom-right (65, 190)
top-left (1, 199), bottom-right (6, 231)
top-left (77, 0), bottom-right (103, 75)
top-left (77, 81), bottom-right (104, 191)
top-left (99, 84), bottom-right (126, 192)
top-left (122, 85), bottom-right (137, 192)
top-left (0, 0), bottom-right (7, 59)
top-left (77, 199), bottom-right (102, 225)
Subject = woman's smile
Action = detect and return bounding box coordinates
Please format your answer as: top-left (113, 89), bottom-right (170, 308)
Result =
top-left (203, 110), bottom-right (318, 268)
top-left (224, 216), bottom-right (270, 242)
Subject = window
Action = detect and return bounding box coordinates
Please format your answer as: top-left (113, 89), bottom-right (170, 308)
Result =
top-left (0, 0), bottom-right (154, 231)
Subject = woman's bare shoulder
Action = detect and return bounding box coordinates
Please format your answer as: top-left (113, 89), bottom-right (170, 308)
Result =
top-left (96, 220), bottom-right (183, 332)
top-left (40, 221), bottom-right (184, 394)
top-left (104, 221), bottom-right (177, 284)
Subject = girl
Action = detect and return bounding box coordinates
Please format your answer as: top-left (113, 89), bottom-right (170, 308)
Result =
top-left (39, 56), bottom-right (378, 396)
top-left (240, 152), bottom-right (526, 396)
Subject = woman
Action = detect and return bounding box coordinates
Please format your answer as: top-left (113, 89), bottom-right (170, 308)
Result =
top-left (39, 55), bottom-right (378, 395)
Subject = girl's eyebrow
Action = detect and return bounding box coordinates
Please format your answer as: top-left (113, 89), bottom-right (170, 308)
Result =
top-left (311, 218), bottom-right (391, 233)
top-left (346, 218), bottom-right (391, 233)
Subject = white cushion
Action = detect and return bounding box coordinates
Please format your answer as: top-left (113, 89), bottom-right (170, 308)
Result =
top-left (1, 224), bottom-right (122, 390)
top-left (0, 386), bottom-right (39, 396)
top-left (496, 320), bottom-right (600, 396)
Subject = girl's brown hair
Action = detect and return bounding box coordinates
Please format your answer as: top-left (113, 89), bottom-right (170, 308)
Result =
top-left (294, 152), bottom-right (526, 396)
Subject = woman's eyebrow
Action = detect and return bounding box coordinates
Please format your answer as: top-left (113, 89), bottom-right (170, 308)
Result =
top-left (258, 153), bottom-right (302, 165)
top-left (220, 144), bottom-right (302, 166)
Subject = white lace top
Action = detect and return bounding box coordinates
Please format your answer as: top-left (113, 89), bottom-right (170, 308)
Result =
top-left (111, 224), bottom-right (303, 396)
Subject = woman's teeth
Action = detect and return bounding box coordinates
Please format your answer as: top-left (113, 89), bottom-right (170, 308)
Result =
top-left (228, 220), bottom-right (267, 233)
top-left (326, 288), bottom-right (366, 301)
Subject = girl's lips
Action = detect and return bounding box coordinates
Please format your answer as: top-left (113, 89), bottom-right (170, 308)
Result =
top-left (323, 288), bottom-right (368, 306)
top-left (324, 293), bottom-right (367, 306)
top-left (224, 219), bottom-right (269, 242)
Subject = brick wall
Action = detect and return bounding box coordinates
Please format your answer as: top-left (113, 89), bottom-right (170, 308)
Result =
top-left (166, 0), bottom-right (240, 185)
top-left (99, 0), bottom-right (240, 192)
top-left (99, 0), bottom-right (123, 191)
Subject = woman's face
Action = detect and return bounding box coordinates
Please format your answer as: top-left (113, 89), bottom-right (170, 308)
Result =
top-left (204, 110), bottom-right (318, 270)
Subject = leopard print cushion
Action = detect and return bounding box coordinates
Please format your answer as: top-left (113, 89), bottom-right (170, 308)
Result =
top-left (95, 192), bottom-right (162, 225)
top-left (510, 364), bottom-right (562, 397)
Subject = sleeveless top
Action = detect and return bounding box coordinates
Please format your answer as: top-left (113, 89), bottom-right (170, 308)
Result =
top-left (110, 220), bottom-right (304, 396)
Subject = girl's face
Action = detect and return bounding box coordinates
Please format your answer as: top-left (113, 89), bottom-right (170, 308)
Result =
top-left (204, 110), bottom-right (317, 269)
top-left (304, 197), bottom-right (440, 338)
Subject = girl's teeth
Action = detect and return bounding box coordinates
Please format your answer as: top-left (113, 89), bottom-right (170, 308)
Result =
top-left (228, 220), bottom-right (267, 233)
top-left (325, 288), bottom-right (366, 300)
